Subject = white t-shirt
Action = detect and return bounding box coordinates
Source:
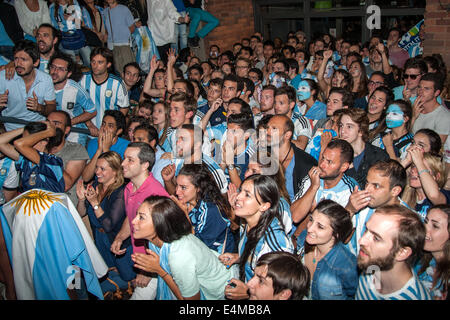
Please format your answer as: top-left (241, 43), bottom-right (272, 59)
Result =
top-left (412, 105), bottom-right (450, 137)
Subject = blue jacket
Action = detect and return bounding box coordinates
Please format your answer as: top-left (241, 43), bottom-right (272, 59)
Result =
top-left (298, 230), bottom-right (359, 300)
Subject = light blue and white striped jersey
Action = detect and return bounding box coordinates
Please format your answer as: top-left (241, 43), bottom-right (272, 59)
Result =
top-left (356, 269), bottom-right (432, 300)
top-left (79, 72), bottom-right (129, 128)
top-left (239, 216), bottom-right (294, 282)
top-left (293, 174), bottom-right (358, 208)
top-left (49, 1), bottom-right (83, 32)
top-left (347, 198), bottom-right (411, 256)
top-left (55, 79), bottom-right (96, 146)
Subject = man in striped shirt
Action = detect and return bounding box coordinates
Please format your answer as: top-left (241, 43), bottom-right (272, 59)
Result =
top-left (274, 86), bottom-right (311, 150)
top-left (49, 52), bottom-right (96, 146)
top-left (356, 204), bottom-right (431, 300)
top-left (79, 47), bottom-right (129, 130)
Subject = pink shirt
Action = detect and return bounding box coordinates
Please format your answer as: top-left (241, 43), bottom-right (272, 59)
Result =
top-left (124, 173), bottom-right (169, 254)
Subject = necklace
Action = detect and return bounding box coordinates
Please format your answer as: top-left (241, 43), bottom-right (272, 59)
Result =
top-left (281, 144), bottom-right (292, 166)
top-left (312, 246), bottom-right (318, 264)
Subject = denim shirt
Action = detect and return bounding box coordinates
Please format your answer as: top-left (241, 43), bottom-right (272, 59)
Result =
top-left (297, 230), bottom-right (359, 300)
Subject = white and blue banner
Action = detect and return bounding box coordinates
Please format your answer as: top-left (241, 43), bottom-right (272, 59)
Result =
top-left (398, 19), bottom-right (424, 56)
top-left (0, 189), bottom-right (108, 300)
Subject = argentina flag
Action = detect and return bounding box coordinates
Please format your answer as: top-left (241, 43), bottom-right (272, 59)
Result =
top-left (0, 189), bottom-right (108, 300)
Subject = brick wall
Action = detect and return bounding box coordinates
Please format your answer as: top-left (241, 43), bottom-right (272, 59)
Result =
top-left (203, 0), bottom-right (255, 54)
top-left (423, 0), bottom-right (450, 76)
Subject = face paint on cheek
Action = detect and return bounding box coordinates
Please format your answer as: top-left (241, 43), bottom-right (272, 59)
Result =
top-left (385, 104), bottom-right (405, 128)
top-left (297, 83), bottom-right (311, 100)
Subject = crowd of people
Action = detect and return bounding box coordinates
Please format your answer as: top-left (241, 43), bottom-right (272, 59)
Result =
top-left (0, 0), bottom-right (449, 301)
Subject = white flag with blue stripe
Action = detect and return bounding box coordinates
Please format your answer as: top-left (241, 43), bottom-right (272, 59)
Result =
top-left (0, 189), bottom-right (108, 300)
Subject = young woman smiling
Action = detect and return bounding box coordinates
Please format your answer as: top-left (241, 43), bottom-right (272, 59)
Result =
top-left (296, 199), bottom-right (358, 300)
top-left (415, 204), bottom-right (450, 299)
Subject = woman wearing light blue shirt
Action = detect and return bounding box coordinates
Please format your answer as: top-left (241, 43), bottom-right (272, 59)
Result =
top-left (131, 195), bottom-right (236, 300)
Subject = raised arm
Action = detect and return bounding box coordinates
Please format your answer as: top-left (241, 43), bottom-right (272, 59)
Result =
top-left (13, 122), bottom-right (56, 164)
top-left (0, 127), bottom-right (24, 161)
top-left (317, 50), bottom-right (333, 94)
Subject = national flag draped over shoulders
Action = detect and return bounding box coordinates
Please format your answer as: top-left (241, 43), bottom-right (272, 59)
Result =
top-left (0, 189), bottom-right (108, 300)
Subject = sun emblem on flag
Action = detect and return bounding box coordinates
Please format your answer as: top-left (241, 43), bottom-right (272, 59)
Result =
top-left (11, 190), bottom-right (62, 216)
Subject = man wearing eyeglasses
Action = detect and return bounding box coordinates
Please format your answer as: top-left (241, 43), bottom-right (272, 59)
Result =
top-left (393, 58), bottom-right (428, 102)
top-left (49, 51), bottom-right (96, 146)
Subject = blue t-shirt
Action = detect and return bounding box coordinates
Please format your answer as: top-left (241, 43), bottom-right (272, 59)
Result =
top-left (353, 150), bottom-right (365, 172)
top-left (87, 137), bottom-right (130, 159)
top-left (104, 4), bottom-right (135, 44)
top-left (0, 19), bottom-right (14, 47)
top-left (16, 153), bottom-right (65, 193)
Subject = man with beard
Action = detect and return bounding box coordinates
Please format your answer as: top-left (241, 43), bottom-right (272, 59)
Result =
top-left (291, 139), bottom-right (357, 225)
top-left (36, 23), bottom-right (60, 73)
top-left (265, 115), bottom-right (317, 203)
top-left (49, 51), bottom-right (96, 146)
top-left (355, 204), bottom-right (431, 300)
top-left (47, 110), bottom-right (89, 207)
top-left (0, 40), bottom-right (56, 131)
top-left (345, 160), bottom-right (409, 256)
top-left (162, 123), bottom-right (227, 195)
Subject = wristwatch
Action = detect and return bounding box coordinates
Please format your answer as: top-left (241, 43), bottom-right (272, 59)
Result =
top-left (227, 164), bottom-right (235, 171)
top-left (93, 204), bottom-right (99, 210)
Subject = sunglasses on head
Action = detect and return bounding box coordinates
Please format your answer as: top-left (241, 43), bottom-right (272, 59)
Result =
top-left (403, 73), bottom-right (420, 80)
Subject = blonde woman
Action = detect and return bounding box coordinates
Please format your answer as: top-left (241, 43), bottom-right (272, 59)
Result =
top-left (402, 151), bottom-right (450, 220)
top-left (76, 151), bottom-right (135, 283)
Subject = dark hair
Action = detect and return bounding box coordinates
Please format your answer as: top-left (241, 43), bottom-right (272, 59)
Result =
top-left (13, 40), bottom-right (39, 63)
top-left (332, 69), bottom-right (353, 92)
top-left (134, 123), bottom-right (159, 145)
top-left (375, 204), bottom-right (426, 267)
top-left (48, 110), bottom-right (72, 129)
top-left (282, 45), bottom-right (295, 55)
top-left (328, 87), bottom-right (354, 108)
top-left (90, 47), bottom-right (114, 66)
top-left (420, 72), bottom-right (445, 93)
top-left (227, 112), bottom-right (254, 131)
top-left (417, 204), bottom-right (450, 295)
top-left (238, 174), bottom-right (285, 281)
top-left (256, 252), bottom-right (310, 300)
top-left (23, 121), bottom-right (63, 153)
top-left (274, 86), bottom-right (297, 104)
top-left (285, 58), bottom-right (299, 74)
top-left (273, 59), bottom-right (289, 73)
top-left (370, 159), bottom-right (407, 191)
top-left (313, 199), bottom-right (353, 244)
top-left (241, 77), bottom-right (255, 96)
top-left (178, 164), bottom-right (233, 221)
top-left (423, 54), bottom-right (447, 82)
top-left (187, 63), bottom-right (204, 77)
top-left (126, 142), bottom-right (155, 171)
top-left (209, 77), bottom-right (224, 89)
top-left (143, 196), bottom-right (192, 243)
top-left (303, 79), bottom-right (320, 100)
top-left (190, 79), bottom-right (207, 100)
top-left (223, 74), bottom-right (244, 93)
top-left (249, 68), bottom-right (263, 81)
top-left (173, 79), bottom-right (195, 98)
top-left (38, 23), bottom-right (60, 42)
top-left (239, 46), bottom-right (253, 57)
top-left (326, 139), bottom-right (354, 165)
top-left (103, 110), bottom-right (126, 134)
top-left (227, 98), bottom-right (252, 117)
top-left (123, 62), bottom-right (141, 74)
top-left (404, 57), bottom-right (428, 75)
top-left (48, 51), bottom-right (82, 81)
top-left (263, 40), bottom-right (275, 49)
top-left (415, 128), bottom-right (442, 156)
top-left (178, 47), bottom-right (191, 63)
top-left (370, 71), bottom-right (387, 84)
